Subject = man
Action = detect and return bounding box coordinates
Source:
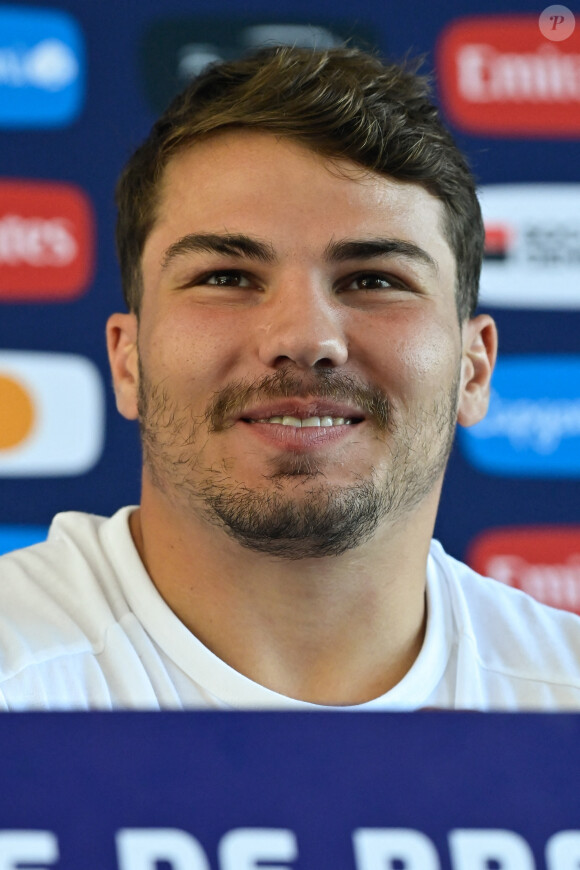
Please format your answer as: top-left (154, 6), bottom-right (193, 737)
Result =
top-left (1, 45), bottom-right (579, 710)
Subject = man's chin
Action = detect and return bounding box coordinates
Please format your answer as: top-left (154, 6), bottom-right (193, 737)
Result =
top-left (196, 475), bottom-right (389, 560)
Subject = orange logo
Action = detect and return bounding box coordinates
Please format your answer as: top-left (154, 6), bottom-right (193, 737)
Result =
top-left (0, 180), bottom-right (94, 300)
top-left (437, 15), bottom-right (580, 136)
top-left (0, 374), bottom-right (35, 450)
top-left (468, 527), bottom-right (580, 614)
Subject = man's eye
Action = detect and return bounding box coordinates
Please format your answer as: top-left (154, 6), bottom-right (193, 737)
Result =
top-left (203, 271), bottom-right (252, 287)
top-left (346, 273), bottom-right (400, 291)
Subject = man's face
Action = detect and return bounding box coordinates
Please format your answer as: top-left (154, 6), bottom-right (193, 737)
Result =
top-left (116, 130), bottom-right (484, 559)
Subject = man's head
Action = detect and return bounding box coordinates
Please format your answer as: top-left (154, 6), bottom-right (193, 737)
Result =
top-left (108, 46), bottom-right (496, 560)
top-left (115, 45), bottom-right (483, 323)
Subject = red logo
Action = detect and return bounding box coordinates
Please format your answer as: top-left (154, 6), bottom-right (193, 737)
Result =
top-left (483, 222), bottom-right (515, 261)
top-left (0, 181), bottom-right (94, 301)
top-left (437, 15), bottom-right (580, 136)
top-left (468, 527), bottom-right (580, 614)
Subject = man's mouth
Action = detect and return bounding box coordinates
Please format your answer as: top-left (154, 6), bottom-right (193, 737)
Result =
top-left (245, 415), bottom-right (360, 427)
top-left (238, 399), bottom-right (367, 429)
top-left (236, 407), bottom-right (365, 454)
top-left (207, 371), bottom-right (390, 434)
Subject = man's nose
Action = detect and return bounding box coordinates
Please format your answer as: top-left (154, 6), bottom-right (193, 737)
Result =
top-left (256, 279), bottom-right (349, 370)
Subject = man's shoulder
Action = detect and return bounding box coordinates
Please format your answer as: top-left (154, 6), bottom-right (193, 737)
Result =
top-left (430, 540), bottom-right (580, 692)
top-left (431, 538), bottom-right (580, 623)
top-left (0, 507), bottom-right (135, 570)
top-left (0, 510), bottom-right (122, 591)
top-left (1, 510), bottom-right (104, 559)
top-left (0, 509), bottom-right (135, 680)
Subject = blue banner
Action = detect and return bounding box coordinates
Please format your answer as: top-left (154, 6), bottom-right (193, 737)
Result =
top-left (1, 712), bottom-right (580, 869)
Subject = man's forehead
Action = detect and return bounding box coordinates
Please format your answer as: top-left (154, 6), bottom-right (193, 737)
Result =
top-left (157, 129), bottom-right (442, 210)
top-left (148, 130), bottom-right (453, 268)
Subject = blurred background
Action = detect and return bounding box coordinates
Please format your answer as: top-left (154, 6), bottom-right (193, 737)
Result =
top-left (0, 0), bottom-right (578, 612)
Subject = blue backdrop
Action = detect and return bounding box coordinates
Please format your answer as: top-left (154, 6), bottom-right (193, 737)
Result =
top-left (1, 0), bottom-right (579, 597)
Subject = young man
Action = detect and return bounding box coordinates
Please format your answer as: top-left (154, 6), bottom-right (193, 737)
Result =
top-left (1, 46), bottom-right (579, 710)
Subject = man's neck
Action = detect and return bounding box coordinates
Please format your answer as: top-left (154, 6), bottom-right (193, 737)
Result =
top-left (129, 487), bottom-right (438, 706)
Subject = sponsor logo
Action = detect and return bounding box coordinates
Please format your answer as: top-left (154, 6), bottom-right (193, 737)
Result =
top-left (0, 351), bottom-right (104, 476)
top-left (436, 15), bottom-right (580, 136)
top-left (483, 223), bottom-right (514, 262)
top-left (0, 181), bottom-right (94, 301)
top-left (468, 526), bottom-right (580, 614)
top-left (478, 184), bottom-right (580, 309)
top-left (0, 525), bottom-right (47, 556)
top-left (0, 6), bottom-right (85, 127)
top-left (458, 355), bottom-right (580, 477)
top-left (141, 18), bottom-right (378, 113)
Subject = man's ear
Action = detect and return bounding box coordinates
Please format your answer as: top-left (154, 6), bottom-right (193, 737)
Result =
top-left (457, 313), bottom-right (498, 428)
top-left (106, 312), bottom-right (139, 421)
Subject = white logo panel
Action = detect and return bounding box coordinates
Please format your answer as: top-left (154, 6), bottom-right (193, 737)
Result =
top-left (0, 351), bottom-right (105, 476)
top-left (479, 183), bottom-right (580, 309)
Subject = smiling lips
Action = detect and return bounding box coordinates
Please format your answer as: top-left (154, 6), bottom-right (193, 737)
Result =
top-left (237, 399), bottom-right (365, 449)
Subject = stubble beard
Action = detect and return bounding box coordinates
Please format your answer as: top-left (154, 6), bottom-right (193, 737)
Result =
top-left (137, 363), bottom-right (459, 560)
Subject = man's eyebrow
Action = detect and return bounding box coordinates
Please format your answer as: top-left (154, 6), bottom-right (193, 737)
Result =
top-left (161, 233), bottom-right (276, 270)
top-left (324, 237), bottom-right (439, 275)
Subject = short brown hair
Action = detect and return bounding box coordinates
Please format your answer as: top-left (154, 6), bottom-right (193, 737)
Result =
top-left (116, 45), bottom-right (483, 321)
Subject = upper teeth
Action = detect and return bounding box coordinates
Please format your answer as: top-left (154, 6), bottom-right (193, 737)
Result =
top-left (252, 416), bottom-right (352, 427)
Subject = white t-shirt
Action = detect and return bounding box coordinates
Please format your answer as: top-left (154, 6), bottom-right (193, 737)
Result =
top-left (0, 507), bottom-right (579, 711)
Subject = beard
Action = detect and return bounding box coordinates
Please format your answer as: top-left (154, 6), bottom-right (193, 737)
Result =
top-left (138, 363), bottom-right (459, 560)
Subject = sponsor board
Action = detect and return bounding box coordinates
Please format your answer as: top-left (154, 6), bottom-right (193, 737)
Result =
top-left (0, 180), bottom-right (94, 301)
top-left (0, 6), bottom-right (85, 128)
top-left (0, 713), bottom-right (579, 870)
top-left (468, 526), bottom-right (580, 613)
top-left (458, 355), bottom-right (580, 477)
top-left (0, 351), bottom-right (104, 476)
top-left (437, 15), bottom-right (580, 136)
top-left (0, 525), bottom-right (47, 555)
top-left (141, 17), bottom-right (378, 113)
top-left (479, 184), bottom-right (580, 310)
top-left (0, 825), bottom-right (577, 869)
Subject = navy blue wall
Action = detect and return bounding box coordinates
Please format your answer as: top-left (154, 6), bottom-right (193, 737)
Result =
top-left (1, 0), bottom-right (578, 599)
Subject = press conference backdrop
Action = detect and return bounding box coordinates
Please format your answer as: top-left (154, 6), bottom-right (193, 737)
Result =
top-left (1, 0), bottom-right (579, 609)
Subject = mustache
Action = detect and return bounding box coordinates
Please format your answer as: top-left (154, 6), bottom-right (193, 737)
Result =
top-left (205, 368), bottom-right (392, 433)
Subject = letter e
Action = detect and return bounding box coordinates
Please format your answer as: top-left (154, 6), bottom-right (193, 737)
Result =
top-left (546, 831), bottom-right (580, 869)
top-left (449, 829), bottom-right (535, 869)
top-left (0, 831), bottom-right (58, 870)
top-left (353, 828), bottom-right (440, 869)
top-left (116, 828), bottom-right (210, 870)
top-left (219, 828), bottom-right (298, 869)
